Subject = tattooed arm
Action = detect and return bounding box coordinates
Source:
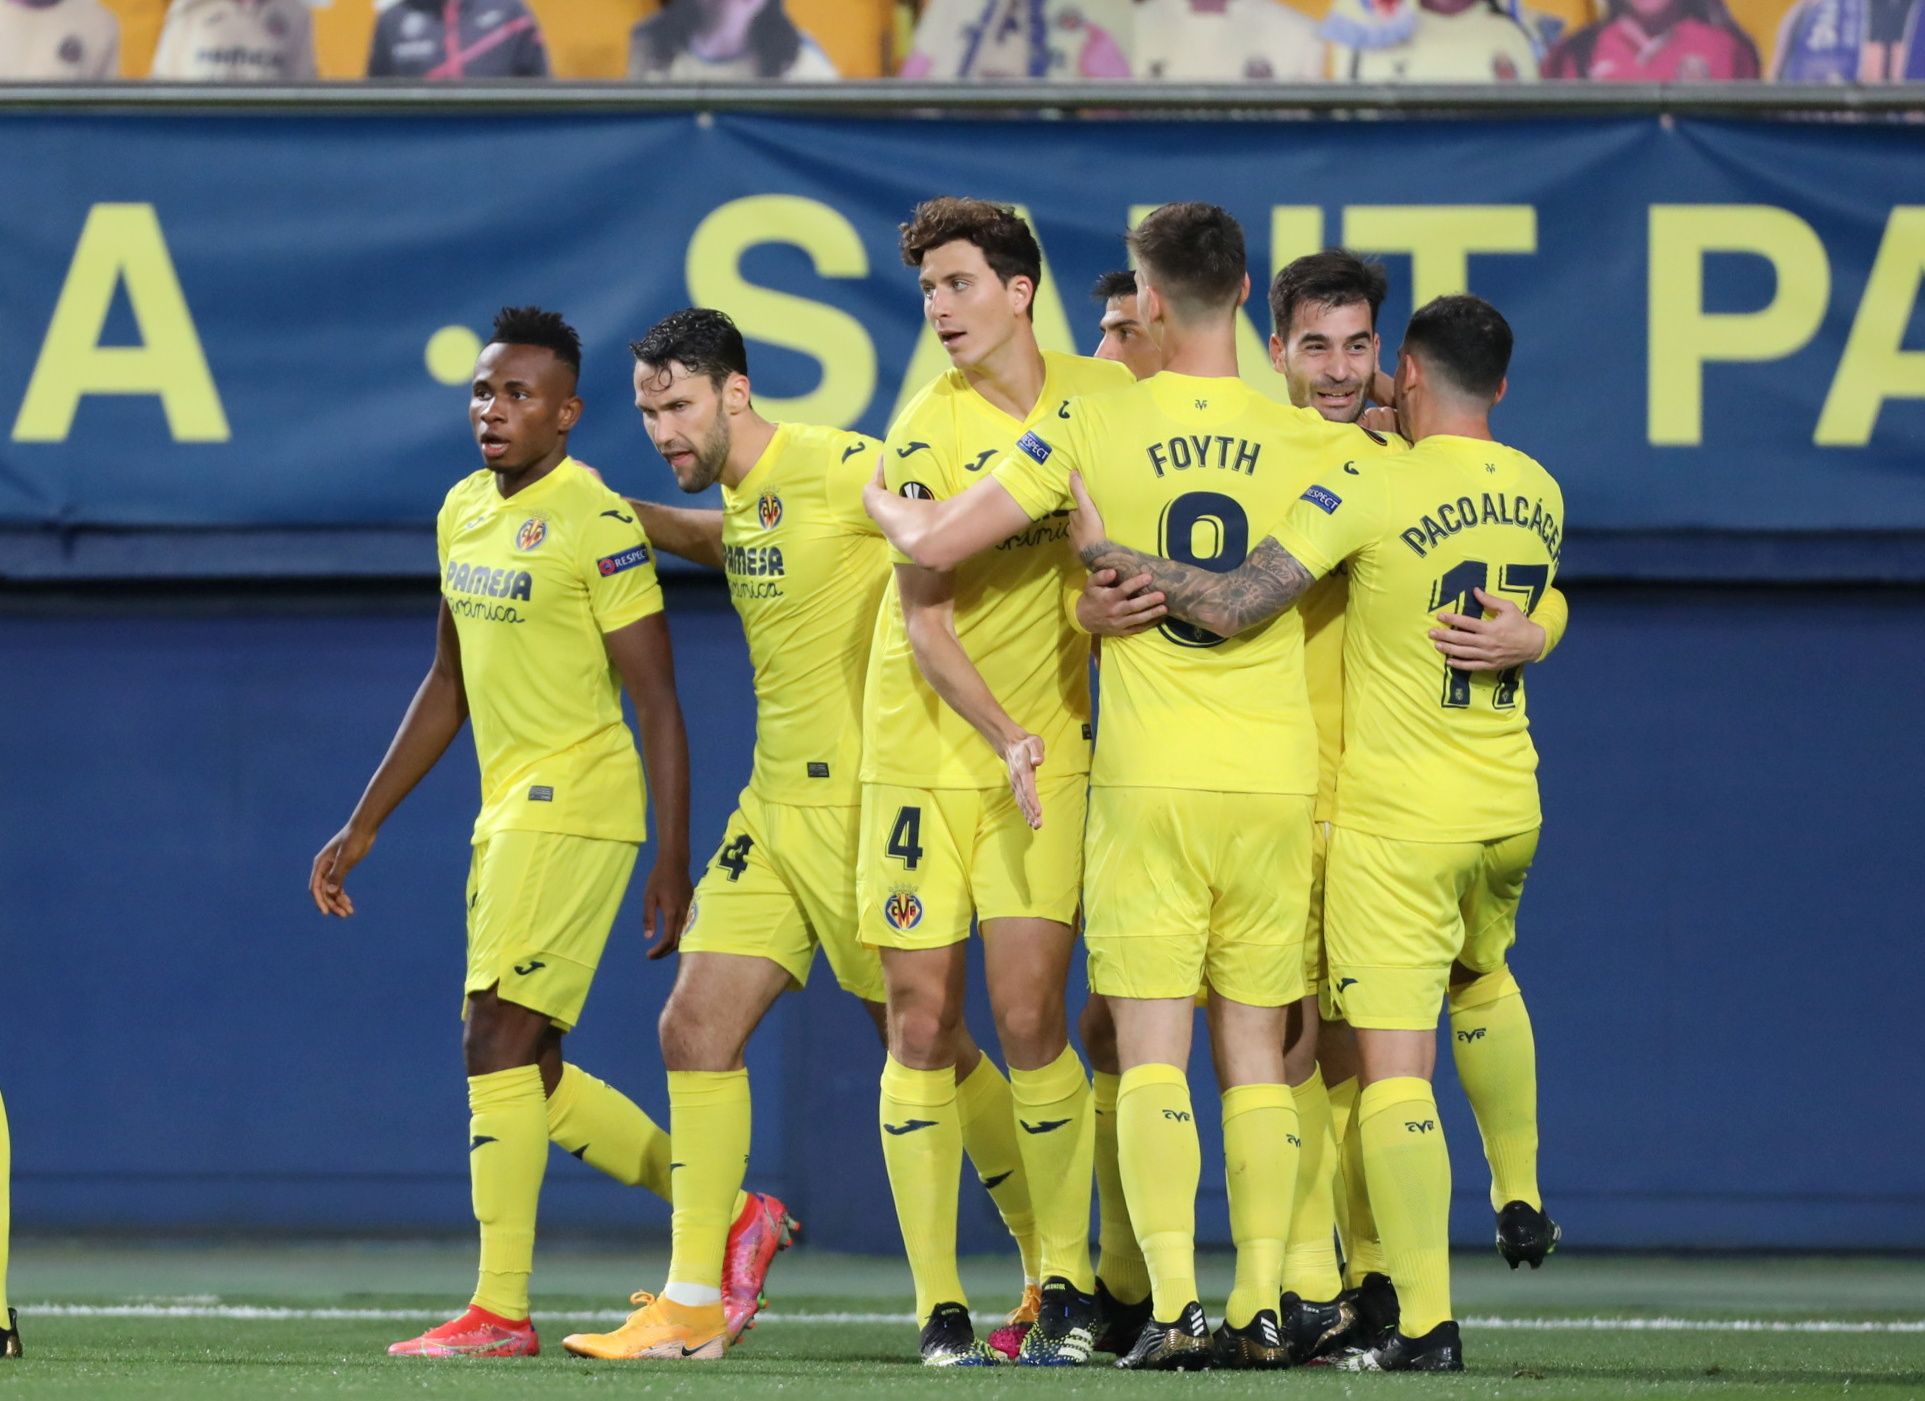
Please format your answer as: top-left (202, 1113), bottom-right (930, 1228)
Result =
top-left (1065, 471), bottom-right (1319, 638)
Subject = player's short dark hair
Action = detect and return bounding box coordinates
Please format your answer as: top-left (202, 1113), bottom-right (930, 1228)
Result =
top-left (490, 306), bottom-right (581, 377)
top-left (1126, 203), bottom-right (1245, 314)
top-left (1091, 269), bottom-right (1139, 303)
top-left (1268, 249), bottom-right (1388, 342)
top-left (629, 307), bottom-right (749, 388)
top-left (899, 197), bottom-right (1044, 309)
top-left (1403, 294), bottom-right (1513, 400)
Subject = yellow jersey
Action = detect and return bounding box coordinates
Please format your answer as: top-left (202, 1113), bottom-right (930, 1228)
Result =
top-left (1302, 429), bottom-right (1573, 822)
top-left (1276, 433), bottom-right (1564, 842)
top-left (861, 350), bottom-right (1131, 790)
top-left (992, 371), bottom-right (1358, 795)
top-left (436, 457), bottom-right (664, 845)
top-left (721, 421), bottom-right (888, 806)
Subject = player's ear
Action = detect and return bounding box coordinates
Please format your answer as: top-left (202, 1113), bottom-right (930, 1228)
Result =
top-left (1237, 272), bottom-right (1251, 308)
top-left (1008, 274), bottom-right (1036, 319)
top-left (726, 371), bottom-right (752, 415)
top-left (1268, 332), bottom-right (1285, 373)
top-left (559, 395), bottom-right (584, 432)
top-left (1492, 375), bottom-right (1508, 407)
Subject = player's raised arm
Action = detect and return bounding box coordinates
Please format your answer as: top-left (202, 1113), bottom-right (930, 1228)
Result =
top-left (309, 599), bottom-right (469, 917)
top-left (1063, 471), bottom-right (1319, 640)
top-left (624, 498), bottom-right (725, 570)
top-left (604, 612), bottom-right (692, 956)
top-left (862, 463), bottom-right (1033, 572)
top-left (894, 562), bottom-right (1048, 830)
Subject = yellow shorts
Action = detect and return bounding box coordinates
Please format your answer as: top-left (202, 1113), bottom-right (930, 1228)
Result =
top-left (857, 774), bottom-right (1086, 949)
top-left (464, 828), bottom-right (638, 1032)
top-left (1323, 825), bottom-right (1540, 1031)
top-left (1084, 787), bottom-right (1313, 1008)
top-left (680, 791), bottom-right (885, 1003)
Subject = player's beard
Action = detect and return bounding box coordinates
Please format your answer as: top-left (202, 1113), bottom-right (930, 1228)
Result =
top-left (673, 416), bottom-right (733, 494)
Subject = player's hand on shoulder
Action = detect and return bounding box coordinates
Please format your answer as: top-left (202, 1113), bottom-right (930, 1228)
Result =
top-left (1359, 405), bottom-right (1400, 436)
top-left (1431, 586), bottom-right (1547, 671)
top-left (1079, 567), bottom-right (1167, 637)
top-left (861, 454), bottom-right (890, 522)
top-left (641, 858), bottom-right (694, 960)
top-left (309, 824), bottom-right (375, 917)
top-left (1002, 730), bottom-right (1046, 831)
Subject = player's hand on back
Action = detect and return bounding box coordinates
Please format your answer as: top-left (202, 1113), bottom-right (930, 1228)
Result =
top-left (1002, 730), bottom-right (1046, 831)
top-left (309, 825), bottom-right (375, 917)
top-left (1079, 567), bottom-right (1167, 637)
top-left (1066, 471), bottom-right (1109, 562)
top-left (1431, 586), bottom-right (1547, 671)
top-left (641, 858), bottom-right (693, 960)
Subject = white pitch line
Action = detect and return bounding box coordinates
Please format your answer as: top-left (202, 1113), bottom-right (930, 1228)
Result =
top-left (20, 1302), bottom-right (1925, 1334)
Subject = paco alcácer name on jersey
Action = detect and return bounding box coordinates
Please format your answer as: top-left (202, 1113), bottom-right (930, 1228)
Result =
top-left (1389, 487), bottom-right (1563, 563)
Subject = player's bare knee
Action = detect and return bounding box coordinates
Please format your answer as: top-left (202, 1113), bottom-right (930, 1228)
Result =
top-left (992, 996), bottom-right (1065, 1068)
top-left (462, 992), bottom-right (547, 1076)
top-left (1079, 997), bottom-right (1119, 1075)
top-left (658, 994), bottom-right (740, 1072)
top-left (889, 1001), bottom-right (960, 1067)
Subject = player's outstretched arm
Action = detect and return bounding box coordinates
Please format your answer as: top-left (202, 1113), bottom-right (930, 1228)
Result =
top-left (625, 499), bottom-right (724, 570)
top-left (1430, 586), bottom-right (1560, 671)
top-left (862, 465), bottom-right (1034, 572)
top-left (1065, 472), bottom-right (1316, 639)
top-left (896, 563), bottom-right (1048, 830)
top-left (309, 600), bottom-right (469, 917)
top-left (604, 612), bottom-right (693, 958)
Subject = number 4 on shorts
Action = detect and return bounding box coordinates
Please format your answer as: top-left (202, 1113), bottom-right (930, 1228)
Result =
top-left (886, 806), bottom-right (924, 870)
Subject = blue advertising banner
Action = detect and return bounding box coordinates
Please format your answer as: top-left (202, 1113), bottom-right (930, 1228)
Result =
top-left (1, 112), bottom-right (1923, 563)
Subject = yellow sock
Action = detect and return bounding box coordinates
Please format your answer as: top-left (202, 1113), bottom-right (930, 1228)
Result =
top-left (1449, 969), bottom-right (1541, 1211)
top-left (1117, 1063), bottom-right (1199, 1321)
top-left (1091, 1071), bottom-right (1148, 1304)
top-left (665, 1070), bottom-right (752, 1295)
top-left (1009, 1046), bottom-right (1095, 1292)
top-left (0, 1086), bottom-right (10, 1318)
top-left (881, 1056), bottom-right (967, 1323)
top-left (1222, 1083), bottom-right (1296, 1328)
top-left (468, 1066), bottom-right (548, 1319)
top-left (1281, 1067), bottom-right (1343, 1302)
top-left (1325, 1073), bottom-right (1357, 1275)
top-left (955, 1055), bottom-right (1040, 1284)
top-left (1334, 1076), bottom-right (1386, 1286)
top-left (546, 1063), bottom-right (674, 1200)
top-left (1358, 1077), bottom-right (1453, 1336)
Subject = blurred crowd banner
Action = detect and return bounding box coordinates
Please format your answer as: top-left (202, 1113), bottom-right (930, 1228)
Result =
top-left (2, 109), bottom-right (1923, 554)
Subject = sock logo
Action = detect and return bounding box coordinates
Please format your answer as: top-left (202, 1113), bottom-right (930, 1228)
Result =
top-left (883, 1118), bottom-right (939, 1136)
top-left (1405, 1119), bottom-right (1437, 1134)
top-left (469, 1135), bottom-right (497, 1151)
top-left (513, 959), bottom-right (546, 976)
top-left (1285, 1133), bottom-right (1302, 1148)
top-left (1020, 1118), bottom-right (1071, 1135)
top-left (1161, 1108), bottom-right (1192, 1123)
top-left (980, 1170), bottom-right (1013, 1190)
top-left (1456, 1027), bottom-right (1488, 1043)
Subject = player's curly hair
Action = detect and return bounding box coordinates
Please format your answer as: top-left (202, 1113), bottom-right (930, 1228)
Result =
top-left (1126, 203), bottom-right (1246, 316)
top-left (1403, 294), bottom-right (1513, 400)
top-left (490, 306), bottom-right (582, 378)
top-left (629, 308), bottom-right (749, 388)
top-left (899, 197), bottom-right (1044, 316)
top-left (1091, 269), bottom-right (1139, 303)
top-left (1268, 249), bottom-right (1389, 343)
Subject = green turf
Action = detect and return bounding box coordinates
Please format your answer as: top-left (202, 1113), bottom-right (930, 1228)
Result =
top-left (4, 1241), bottom-right (1923, 1398)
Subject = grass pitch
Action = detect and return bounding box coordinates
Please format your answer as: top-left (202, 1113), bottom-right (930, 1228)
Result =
top-left (6, 1239), bottom-right (1923, 1398)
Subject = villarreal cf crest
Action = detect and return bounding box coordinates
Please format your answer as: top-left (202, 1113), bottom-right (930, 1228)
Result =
top-left (757, 493), bottom-right (783, 530)
top-left (883, 887), bottom-right (924, 931)
top-left (515, 517), bottom-right (548, 551)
